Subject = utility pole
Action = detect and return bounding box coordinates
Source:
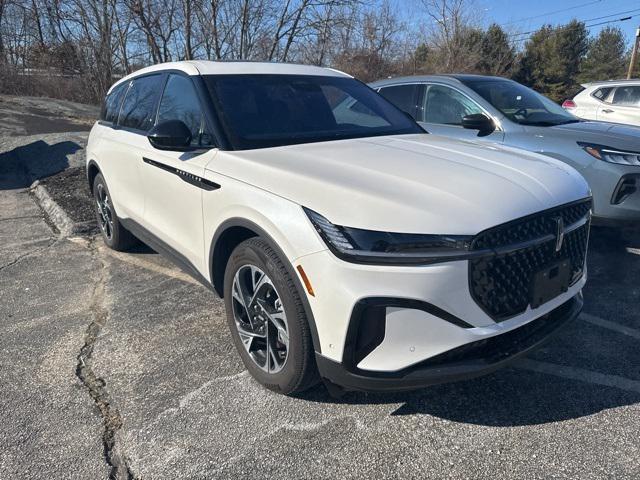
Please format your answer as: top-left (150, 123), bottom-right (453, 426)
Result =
top-left (628, 27), bottom-right (640, 79)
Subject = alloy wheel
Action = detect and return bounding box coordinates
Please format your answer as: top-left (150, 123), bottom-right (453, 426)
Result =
top-left (95, 183), bottom-right (114, 240)
top-left (231, 264), bottom-right (289, 373)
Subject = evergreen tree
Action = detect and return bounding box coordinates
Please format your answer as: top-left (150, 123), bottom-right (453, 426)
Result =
top-left (479, 24), bottom-right (515, 76)
top-left (579, 26), bottom-right (627, 82)
top-left (412, 42), bottom-right (431, 72)
top-left (515, 20), bottom-right (589, 102)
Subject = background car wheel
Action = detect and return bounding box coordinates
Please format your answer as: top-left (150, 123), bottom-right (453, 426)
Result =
top-left (92, 173), bottom-right (137, 251)
top-left (224, 237), bottom-right (319, 394)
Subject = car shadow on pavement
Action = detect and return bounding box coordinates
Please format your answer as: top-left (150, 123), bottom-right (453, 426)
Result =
top-left (0, 139), bottom-right (82, 189)
top-left (586, 225), bottom-right (640, 292)
top-left (298, 226), bottom-right (640, 426)
top-left (298, 360), bottom-right (640, 427)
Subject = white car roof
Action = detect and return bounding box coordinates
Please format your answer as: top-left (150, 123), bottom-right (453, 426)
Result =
top-left (582, 79), bottom-right (640, 89)
top-left (108, 60), bottom-right (351, 93)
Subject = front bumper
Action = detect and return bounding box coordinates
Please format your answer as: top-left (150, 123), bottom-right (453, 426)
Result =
top-left (316, 293), bottom-right (583, 392)
top-left (296, 199), bottom-right (589, 391)
top-left (585, 162), bottom-right (640, 222)
top-left (296, 247), bottom-right (585, 369)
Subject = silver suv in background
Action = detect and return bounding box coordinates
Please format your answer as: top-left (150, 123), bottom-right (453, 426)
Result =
top-left (563, 80), bottom-right (640, 127)
top-left (371, 75), bottom-right (640, 224)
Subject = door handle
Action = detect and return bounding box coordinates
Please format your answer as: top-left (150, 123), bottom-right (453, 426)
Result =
top-left (601, 109), bottom-right (614, 113)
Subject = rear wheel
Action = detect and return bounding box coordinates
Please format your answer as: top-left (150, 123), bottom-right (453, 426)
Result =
top-left (224, 238), bottom-right (318, 394)
top-left (93, 173), bottom-right (137, 251)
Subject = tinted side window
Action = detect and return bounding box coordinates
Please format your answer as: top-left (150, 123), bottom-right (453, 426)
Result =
top-left (101, 84), bottom-right (127, 123)
top-left (378, 85), bottom-right (418, 117)
top-left (611, 86), bottom-right (640, 106)
top-left (423, 85), bottom-right (483, 125)
top-left (592, 87), bottom-right (613, 101)
top-left (118, 74), bottom-right (163, 131)
top-left (157, 74), bottom-right (211, 146)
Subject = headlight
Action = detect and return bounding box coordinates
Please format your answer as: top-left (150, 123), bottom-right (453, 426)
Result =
top-left (578, 142), bottom-right (640, 166)
top-left (304, 208), bottom-right (473, 265)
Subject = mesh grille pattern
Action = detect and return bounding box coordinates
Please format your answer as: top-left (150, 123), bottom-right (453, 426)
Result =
top-left (469, 200), bottom-right (591, 321)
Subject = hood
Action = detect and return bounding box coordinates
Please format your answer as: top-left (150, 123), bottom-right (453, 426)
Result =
top-left (210, 134), bottom-right (590, 234)
top-left (538, 121), bottom-right (640, 151)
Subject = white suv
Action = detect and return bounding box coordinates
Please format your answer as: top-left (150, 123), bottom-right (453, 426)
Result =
top-left (87, 61), bottom-right (591, 394)
top-left (563, 80), bottom-right (640, 127)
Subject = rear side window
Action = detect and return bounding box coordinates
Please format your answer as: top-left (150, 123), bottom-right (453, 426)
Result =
top-left (378, 85), bottom-right (419, 117)
top-left (592, 87), bottom-right (613, 101)
top-left (611, 86), bottom-right (640, 106)
top-left (101, 84), bottom-right (127, 123)
top-left (157, 74), bottom-right (212, 146)
top-left (118, 74), bottom-right (163, 131)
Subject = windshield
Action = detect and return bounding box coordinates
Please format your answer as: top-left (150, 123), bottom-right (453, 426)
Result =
top-left (204, 74), bottom-right (423, 150)
top-left (463, 79), bottom-right (579, 127)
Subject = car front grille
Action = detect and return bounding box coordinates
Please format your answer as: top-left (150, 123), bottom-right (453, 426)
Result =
top-left (469, 199), bottom-right (591, 321)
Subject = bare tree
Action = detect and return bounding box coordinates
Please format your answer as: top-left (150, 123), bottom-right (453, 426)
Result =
top-left (110, 0), bottom-right (133, 73)
top-left (308, 1), bottom-right (334, 65)
top-left (332, 1), bottom-right (403, 81)
top-left (420, 0), bottom-right (482, 72)
top-left (30, 0), bottom-right (44, 46)
top-left (126, 0), bottom-right (179, 63)
top-left (182, 0), bottom-right (193, 59)
top-left (0, 0), bottom-right (7, 62)
top-left (0, 0), bottom-right (522, 105)
top-left (71, 0), bottom-right (115, 96)
top-left (267, 0), bottom-right (293, 60)
top-left (193, 0), bottom-right (229, 60)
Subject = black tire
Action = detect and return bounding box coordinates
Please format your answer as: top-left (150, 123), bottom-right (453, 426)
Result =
top-left (224, 237), bottom-right (319, 394)
top-left (92, 173), bottom-right (137, 251)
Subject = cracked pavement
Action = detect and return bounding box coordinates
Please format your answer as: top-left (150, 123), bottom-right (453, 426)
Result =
top-left (1, 120), bottom-right (640, 478)
top-left (0, 188), bottom-right (107, 479)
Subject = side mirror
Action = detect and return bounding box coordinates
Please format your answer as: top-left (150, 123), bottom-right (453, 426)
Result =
top-left (147, 120), bottom-right (192, 151)
top-left (462, 113), bottom-right (495, 137)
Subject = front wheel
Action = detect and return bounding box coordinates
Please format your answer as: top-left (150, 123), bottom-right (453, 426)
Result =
top-left (223, 238), bottom-right (318, 394)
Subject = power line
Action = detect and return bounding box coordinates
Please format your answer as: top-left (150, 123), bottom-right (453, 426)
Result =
top-left (576, 8), bottom-right (640, 24)
top-left (510, 8), bottom-right (640, 37)
top-left (587, 16), bottom-right (633, 28)
top-left (512, 14), bottom-right (636, 43)
top-left (499, 0), bottom-right (604, 26)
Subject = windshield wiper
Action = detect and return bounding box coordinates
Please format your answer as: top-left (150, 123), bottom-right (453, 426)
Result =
top-left (519, 119), bottom-right (580, 127)
top-left (554, 119), bottom-right (582, 125)
top-left (519, 121), bottom-right (558, 127)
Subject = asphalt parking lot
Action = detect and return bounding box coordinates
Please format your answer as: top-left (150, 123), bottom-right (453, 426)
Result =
top-left (1, 102), bottom-right (639, 479)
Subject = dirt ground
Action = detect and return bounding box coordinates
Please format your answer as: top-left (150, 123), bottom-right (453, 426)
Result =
top-left (0, 95), bottom-right (98, 137)
top-left (39, 167), bottom-right (95, 224)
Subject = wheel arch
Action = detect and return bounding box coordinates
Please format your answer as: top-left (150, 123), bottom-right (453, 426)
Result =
top-left (209, 217), bottom-right (322, 353)
top-left (86, 159), bottom-right (101, 193)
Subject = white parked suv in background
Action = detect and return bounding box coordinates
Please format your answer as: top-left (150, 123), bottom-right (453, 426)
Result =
top-left (563, 80), bottom-right (640, 126)
top-left (87, 61), bottom-right (591, 395)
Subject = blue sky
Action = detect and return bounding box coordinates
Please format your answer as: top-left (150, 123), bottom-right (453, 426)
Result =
top-left (479, 0), bottom-right (640, 42)
top-left (401, 0), bottom-right (640, 49)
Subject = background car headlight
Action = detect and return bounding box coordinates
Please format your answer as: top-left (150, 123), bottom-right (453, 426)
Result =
top-left (578, 142), bottom-right (640, 166)
top-left (304, 208), bottom-right (473, 265)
